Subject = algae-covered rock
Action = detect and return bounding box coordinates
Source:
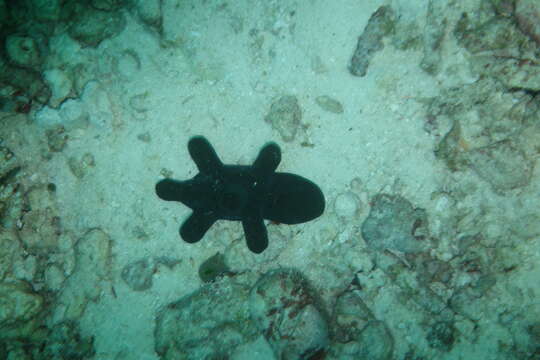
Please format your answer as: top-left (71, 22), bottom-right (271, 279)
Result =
top-left (58, 228), bottom-right (112, 319)
top-left (454, 5), bottom-right (540, 91)
top-left (420, 0), bottom-right (447, 75)
top-left (516, 0), bottom-right (540, 45)
top-left (349, 6), bottom-right (396, 77)
top-left (121, 257), bottom-right (155, 291)
top-left (91, 0), bottom-right (124, 11)
top-left (40, 321), bottom-right (95, 359)
top-left (46, 125), bottom-right (68, 152)
top-left (426, 321), bottom-right (456, 352)
top-left (315, 95), bottom-right (344, 114)
top-left (333, 191), bottom-right (360, 219)
top-left (0, 0), bottom-right (6, 31)
top-left (0, 280), bottom-right (44, 340)
top-left (5, 35), bottom-right (42, 69)
top-left (264, 95), bottom-right (302, 142)
top-left (43, 68), bottom-right (74, 108)
top-left (67, 153), bottom-right (95, 179)
top-left (431, 78), bottom-right (538, 191)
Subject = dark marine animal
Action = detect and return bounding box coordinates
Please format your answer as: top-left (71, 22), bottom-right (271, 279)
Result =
top-left (155, 136), bottom-right (325, 253)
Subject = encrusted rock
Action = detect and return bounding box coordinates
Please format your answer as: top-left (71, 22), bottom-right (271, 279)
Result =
top-left (155, 280), bottom-right (255, 359)
top-left (264, 95), bottom-right (302, 142)
top-left (132, 0), bottom-right (162, 30)
top-left (249, 269), bottom-right (329, 360)
top-left (68, 6), bottom-right (126, 47)
top-left (333, 191), bottom-right (360, 219)
top-left (361, 193), bottom-right (428, 253)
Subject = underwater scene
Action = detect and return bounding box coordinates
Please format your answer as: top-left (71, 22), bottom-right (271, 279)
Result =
top-left (1, 0), bottom-right (539, 359)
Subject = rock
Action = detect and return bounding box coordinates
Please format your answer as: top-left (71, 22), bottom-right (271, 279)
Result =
top-left (0, 230), bottom-right (20, 281)
top-left (355, 321), bottom-right (394, 360)
top-left (45, 264), bottom-right (66, 292)
top-left (331, 291), bottom-right (394, 359)
top-left (74, 228), bottom-right (112, 279)
top-left (40, 321), bottom-right (95, 359)
top-left (32, 0), bottom-right (61, 22)
top-left (17, 186), bottom-right (62, 254)
top-left (46, 125), bottom-right (69, 152)
top-left (432, 78), bottom-right (538, 187)
top-left (315, 95), bottom-right (344, 114)
top-left (420, 0), bottom-right (447, 74)
top-left (332, 291), bottom-right (374, 344)
top-left (516, 0), bottom-right (540, 45)
top-left (333, 191), bottom-right (360, 219)
top-left (361, 193), bottom-right (428, 253)
top-left (454, 7), bottom-right (540, 91)
top-left (0, 280), bottom-right (45, 340)
top-left (91, 0), bottom-right (124, 11)
top-left (155, 280), bottom-right (256, 359)
top-left (249, 269), bottom-right (329, 360)
top-left (68, 6), bottom-right (126, 47)
top-left (5, 35), bottom-right (42, 69)
top-left (0, 142), bottom-right (22, 229)
top-left (43, 68), bottom-right (73, 108)
top-left (264, 95), bottom-right (302, 142)
top-left (129, 92), bottom-right (150, 113)
top-left (117, 50), bottom-right (141, 77)
top-left (121, 257), bottom-right (155, 291)
top-left (0, 63), bottom-right (51, 104)
top-left (467, 140), bottom-right (534, 192)
top-left (67, 153), bottom-right (95, 179)
top-left (426, 321), bottom-right (456, 351)
top-left (133, 0), bottom-right (162, 30)
top-left (58, 228), bottom-right (112, 319)
top-left (198, 252), bottom-right (230, 283)
top-left (0, 1), bottom-right (7, 32)
top-left (349, 6), bottom-right (396, 77)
